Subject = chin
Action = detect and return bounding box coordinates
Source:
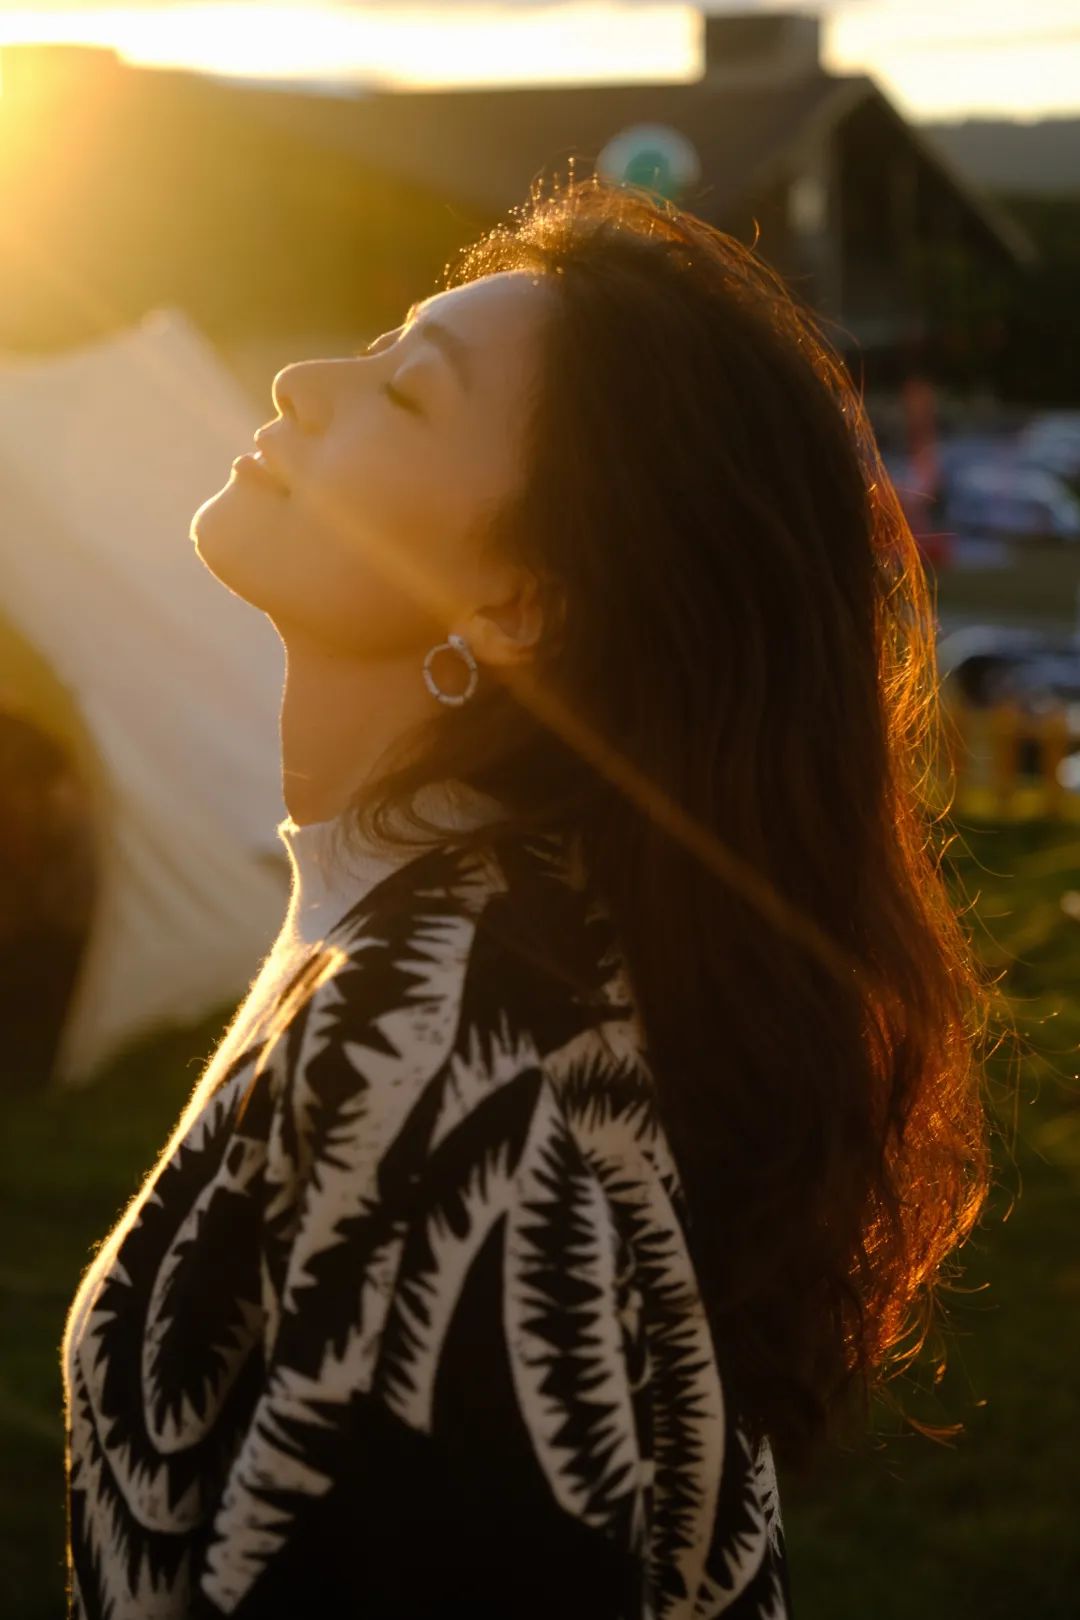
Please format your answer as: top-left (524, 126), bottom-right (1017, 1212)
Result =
top-left (190, 483), bottom-right (276, 609)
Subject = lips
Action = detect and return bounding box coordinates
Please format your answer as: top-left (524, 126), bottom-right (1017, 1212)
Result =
top-left (230, 429), bottom-right (290, 494)
top-left (231, 451), bottom-right (290, 494)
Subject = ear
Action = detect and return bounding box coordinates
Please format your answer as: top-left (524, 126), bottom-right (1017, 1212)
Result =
top-left (460, 566), bottom-right (547, 671)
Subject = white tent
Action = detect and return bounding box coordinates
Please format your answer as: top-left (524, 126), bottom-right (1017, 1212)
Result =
top-left (0, 308), bottom-right (290, 1086)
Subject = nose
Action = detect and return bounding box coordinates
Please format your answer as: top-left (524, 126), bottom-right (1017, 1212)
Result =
top-left (271, 358), bottom-right (333, 432)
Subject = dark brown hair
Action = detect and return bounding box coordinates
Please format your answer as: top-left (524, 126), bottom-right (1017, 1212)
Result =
top-left (337, 174), bottom-right (1010, 1476)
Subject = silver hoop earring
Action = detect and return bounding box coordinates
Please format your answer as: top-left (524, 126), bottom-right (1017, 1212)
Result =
top-left (422, 631), bottom-right (479, 706)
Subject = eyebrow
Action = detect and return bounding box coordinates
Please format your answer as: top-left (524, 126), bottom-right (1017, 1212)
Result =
top-left (404, 300), bottom-right (473, 396)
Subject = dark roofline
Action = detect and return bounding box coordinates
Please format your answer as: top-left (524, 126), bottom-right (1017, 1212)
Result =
top-left (719, 68), bottom-right (1037, 269)
top-left (239, 64), bottom-right (1036, 270)
top-left (723, 72), bottom-right (874, 209)
top-left (851, 78), bottom-right (1039, 267)
top-left (243, 70), bottom-right (847, 222)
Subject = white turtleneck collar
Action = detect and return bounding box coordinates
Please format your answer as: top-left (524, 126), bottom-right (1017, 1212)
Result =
top-left (275, 778), bottom-right (505, 949)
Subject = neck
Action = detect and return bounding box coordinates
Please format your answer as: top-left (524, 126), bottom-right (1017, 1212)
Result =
top-left (279, 634), bottom-right (435, 827)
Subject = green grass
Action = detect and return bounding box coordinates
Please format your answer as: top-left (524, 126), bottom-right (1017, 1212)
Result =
top-left (0, 1012), bottom-right (227, 1619)
top-left (782, 817), bottom-right (1080, 1618)
top-left (2, 818), bottom-right (1079, 1618)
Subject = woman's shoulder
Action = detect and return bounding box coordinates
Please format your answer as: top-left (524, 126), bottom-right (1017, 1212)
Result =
top-left (324, 821), bottom-right (591, 932)
top-left (311, 822), bottom-right (633, 1035)
top-left (250, 818), bottom-right (667, 1202)
top-left (273, 819), bottom-right (682, 1233)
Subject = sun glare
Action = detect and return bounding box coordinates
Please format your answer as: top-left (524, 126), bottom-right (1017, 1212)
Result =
top-left (0, 4), bottom-right (700, 88)
top-left (0, 2), bottom-right (1077, 115)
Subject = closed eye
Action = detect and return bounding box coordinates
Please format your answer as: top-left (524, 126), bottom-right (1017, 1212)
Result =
top-left (381, 379), bottom-right (423, 416)
top-left (355, 333), bottom-right (425, 417)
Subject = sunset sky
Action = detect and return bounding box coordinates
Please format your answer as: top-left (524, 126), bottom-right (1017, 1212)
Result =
top-left (0, 1), bottom-right (1078, 121)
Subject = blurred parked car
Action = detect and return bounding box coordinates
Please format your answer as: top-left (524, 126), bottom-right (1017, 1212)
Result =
top-left (938, 623), bottom-right (1080, 704)
top-left (935, 432), bottom-right (1018, 482)
top-left (943, 459), bottom-right (1080, 543)
top-left (884, 424), bottom-right (1080, 547)
top-left (1016, 412), bottom-right (1080, 484)
top-left (937, 623), bottom-right (1080, 774)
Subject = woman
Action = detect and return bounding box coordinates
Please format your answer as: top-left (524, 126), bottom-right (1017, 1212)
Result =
top-left (63, 176), bottom-right (998, 1619)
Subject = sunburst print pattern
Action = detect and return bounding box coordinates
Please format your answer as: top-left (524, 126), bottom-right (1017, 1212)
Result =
top-left (63, 830), bottom-right (792, 1619)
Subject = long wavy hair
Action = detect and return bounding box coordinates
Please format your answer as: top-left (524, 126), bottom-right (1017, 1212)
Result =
top-left (334, 174), bottom-right (1010, 1476)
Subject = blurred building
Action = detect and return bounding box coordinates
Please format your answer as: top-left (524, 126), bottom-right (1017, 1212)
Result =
top-left (0, 11), bottom-right (1037, 390)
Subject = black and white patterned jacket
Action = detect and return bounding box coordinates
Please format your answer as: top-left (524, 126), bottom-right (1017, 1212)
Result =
top-left (63, 827), bottom-right (791, 1619)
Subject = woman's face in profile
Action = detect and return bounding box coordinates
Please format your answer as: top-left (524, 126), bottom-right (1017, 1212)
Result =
top-left (191, 268), bottom-right (554, 655)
